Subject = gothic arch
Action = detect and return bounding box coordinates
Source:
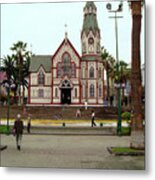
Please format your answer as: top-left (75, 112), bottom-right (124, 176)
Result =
top-left (90, 84), bottom-right (95, 97)
top-left (89, 66), bottom-right (94, 78)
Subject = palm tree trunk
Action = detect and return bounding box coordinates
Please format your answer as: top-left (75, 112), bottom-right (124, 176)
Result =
top-left (22, 86), bottom-right (25, 105)
top-left (106, 65), bottom-right (110, 106)
top-left (13, 86), bottom-right (17, 104)
top-left (130, 0), bottom-right (144, 149)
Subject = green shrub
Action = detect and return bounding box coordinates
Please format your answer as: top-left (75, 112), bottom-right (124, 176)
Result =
top-left (121, 112), bottom-right (131, 120)
top-left (0, 125), bottom-right (11, 134)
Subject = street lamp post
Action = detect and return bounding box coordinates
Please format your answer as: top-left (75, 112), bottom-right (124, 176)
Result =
top-left (106, 2), bottom-right (123, 135)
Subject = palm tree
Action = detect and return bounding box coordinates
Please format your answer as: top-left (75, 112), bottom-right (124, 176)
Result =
top-left (101, 48), bottom-right (115, 105)
top-left (20, 53), bottom-right (31, 104)
top-left (2, 55), bottom-right (15, 130)
top-left (10, 41), bottom-right (31, 105)
top-left (119, 60), bottom-right (128, 106)
top-left (129, 0), bottom-right (144, 149)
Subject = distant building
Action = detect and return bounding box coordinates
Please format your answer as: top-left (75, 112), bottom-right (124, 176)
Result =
top-left (0, 71), bottom-right (7, 97)
top-left (0, 71), bottom-right (7, 83)
top-left (28, 2), bottom-right (105, 105)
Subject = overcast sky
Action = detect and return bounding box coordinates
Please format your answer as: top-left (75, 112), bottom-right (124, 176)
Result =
top-left (1, 0), bottom-right (144, 64)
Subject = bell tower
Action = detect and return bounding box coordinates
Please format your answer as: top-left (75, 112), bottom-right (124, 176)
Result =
top-left (81, 1), bottom-right (101, 55)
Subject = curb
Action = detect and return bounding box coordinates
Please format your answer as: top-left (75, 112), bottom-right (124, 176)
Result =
top-left (23, 126), bottom-right (117, 136)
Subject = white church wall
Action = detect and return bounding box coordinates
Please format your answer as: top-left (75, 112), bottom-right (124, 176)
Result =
top-left (98, 98), bottom-right (104, 104)
top-left (88, 99), bottom-right (97, 103)
top-left (31, 73), bottom-right (37, 85)
top-left (46, 74), bottom-right (51, 85)
top-left (31, 73), bottom-right (51, 85)
top-left (30, 86), bottom-right (51, 103)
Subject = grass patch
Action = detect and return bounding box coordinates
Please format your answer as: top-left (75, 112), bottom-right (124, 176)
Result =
top-left (108, 147), bottom-right (145, 156)
top-left (111, 147), bottom-right (142, 153)
top-left (0, 125), bottom-right (11, 134)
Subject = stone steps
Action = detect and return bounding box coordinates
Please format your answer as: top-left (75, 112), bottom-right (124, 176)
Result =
top-left (0, 105), bottom-right (119, 120)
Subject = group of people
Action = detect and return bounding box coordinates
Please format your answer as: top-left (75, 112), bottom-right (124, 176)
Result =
top-left (13, 113), bottom-right (31, 151)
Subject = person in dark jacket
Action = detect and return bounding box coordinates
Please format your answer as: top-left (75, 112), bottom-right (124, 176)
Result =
top-left (13, 114), bottom-right (24, 150)
top-left (27, 114), bottom-right (31, 134)
top-left (91, 110), bottom-right (96, 127)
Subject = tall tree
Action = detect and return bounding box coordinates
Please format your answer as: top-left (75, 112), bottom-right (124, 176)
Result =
top-left (20, 52), bottom-right (31, 104)
top-left (119, 60), bottom-right (128, 106)
top-left (2, 55), bottom-right (15, 129)
top-left (10, 41), bottom-right (31, 105)
top-left (101, 48), bottom-right (115, 105)
top-left (129, 0), bottom-right (144, 149)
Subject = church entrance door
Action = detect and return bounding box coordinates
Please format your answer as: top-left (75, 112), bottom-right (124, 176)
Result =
top-left (61, 88), bottom-right (71, 104)
top-left (60, 79), bottom-right (72, 104)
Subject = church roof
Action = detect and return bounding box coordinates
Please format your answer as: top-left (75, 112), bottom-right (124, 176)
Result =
top-left (29, 55), bottom-right (51, 72)
top-left (52, 38), bottom-right (81, 61)
top-left (82, 1), bottom-right (99, 34)
top-left (82, 13), bottom-right (99, 32)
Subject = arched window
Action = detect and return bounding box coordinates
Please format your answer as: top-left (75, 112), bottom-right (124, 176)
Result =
top-left (55, 88), bottom-right (58, 97)
top-left (90, 84), bottom-right (95, 97)
top-left (89, 67), bottom-right (94, 78)
top-left (38, 89), bottom-right (44, 98)
top-left (82, 67), bottom-right (85, 78)
top-left (83, 85), bottom-right (85, 98)
top-left (38, 71), bottom-right (45, 85)
top-left (99, 84), bottom-right (102, 97)
top-left (62, 53), bottom-right (71, 75)
top-left (75, 88), bottom-right (77, 97)
top-left (58, 52), bottom-right (76, 78)
top-left (98, 67), bottom-right (102, 78)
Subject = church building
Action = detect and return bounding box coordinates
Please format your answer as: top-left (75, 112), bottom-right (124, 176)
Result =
top-left (28, 1), bottom-right (105, 106)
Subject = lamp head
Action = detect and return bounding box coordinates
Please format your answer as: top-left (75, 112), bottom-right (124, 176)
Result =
top-left (118, 3), bottom-right (123, 12)
top-left (106, 3), bottom-right (112, 10)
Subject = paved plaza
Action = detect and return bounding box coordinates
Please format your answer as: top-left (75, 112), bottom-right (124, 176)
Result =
top-left (1, 134), bottom-right (145, 170)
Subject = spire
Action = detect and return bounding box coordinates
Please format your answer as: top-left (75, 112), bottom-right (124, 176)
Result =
top-left (81, 1), bottom-right (101, 56)
top-left (82, 1), bottom-right (99, 34)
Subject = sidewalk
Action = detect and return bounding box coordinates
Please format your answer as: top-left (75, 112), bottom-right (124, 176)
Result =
top-left (1, 134), bottom-right (144, 169)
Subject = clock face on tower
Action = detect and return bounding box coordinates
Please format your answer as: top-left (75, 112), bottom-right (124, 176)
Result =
top-left (88, 37), bottom-right (94, 44)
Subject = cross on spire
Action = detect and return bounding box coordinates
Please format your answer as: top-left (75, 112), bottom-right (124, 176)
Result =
top-left (65, 24), bottom-right (68, 40)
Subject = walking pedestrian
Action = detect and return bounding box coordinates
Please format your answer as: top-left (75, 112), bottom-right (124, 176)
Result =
top-left (76, 109), bottom-right (81, 118)
top-left (27, 114), bottom-right (31, 133)
top-left (13, 113), bottom-right (24, 150)
top-left (91, 110), bottom-right (96, 127)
